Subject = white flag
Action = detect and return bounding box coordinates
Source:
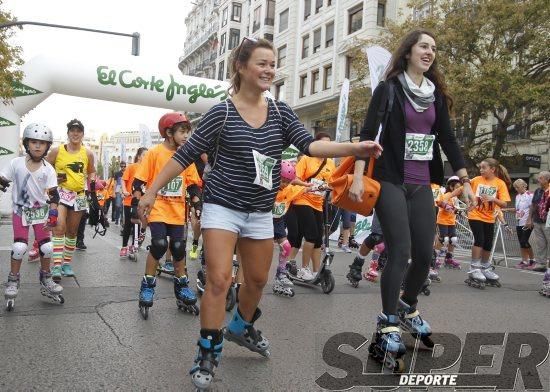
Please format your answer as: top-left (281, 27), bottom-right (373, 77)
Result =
top-left (366, 46), bottom-right (392, 142)
top-left (335, 78), bottom-right (350, 142)
top-left (139, 123), bottom-right (152, 148)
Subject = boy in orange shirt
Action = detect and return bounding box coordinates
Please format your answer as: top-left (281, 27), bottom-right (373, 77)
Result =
top-left (133, 113), bottom-right (202, 318)
top-left (435, 176), bottom-right (462, 269)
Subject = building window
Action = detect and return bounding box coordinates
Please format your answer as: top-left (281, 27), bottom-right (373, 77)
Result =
top-left (264, 33), bottom-right (273, 42)
top-left (377, 2), bottom-right (386, 27)
top-left (266, 0), bottom-right (275, 26)
top-left (218, 61), bottom-right (225, 81)
top-left (232, 3), bottom-right (242, 22)
top-left (327, 0), bottom-right (333, 6)
top-left (311, 70), bottom-right (320, 94)
top-left (279, 8), bottom-right (289, 32)
top-left (299, 74), bottom-right (308, 98)
top-left (313, 29), bottom-right (321, 53)
top-left (304, 0), bottom-right (311, 20)
top-left (345, 56), bottom-right (358, 79)
top-left (348, 4), bottom-right (363, 34)
top-left (323, 64), bottom-right (332, 90)
top-left (253, 5), bottom-right (261, 32)
top-left (277, 45), bottom-right (287, 67)
top-left (222, 7), bottom-right (228, 27)
top-left (229, 28), bottom-right (240, 50)
top-left (302, 34), bottom-right (309, 59)
top-left (325, 21), bottom-right (334, 47)
top-left (220, 33), bottom-right (227, 55)
top-left (275, 82), bottom-right (285, 101)
top-left (315, 0), bottom-right (323, 13)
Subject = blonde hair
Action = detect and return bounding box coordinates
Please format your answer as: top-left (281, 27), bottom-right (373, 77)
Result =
top-left (482, 158), bottom-right (512, 189)
top-left (512, 179), bottom-right (527, 189)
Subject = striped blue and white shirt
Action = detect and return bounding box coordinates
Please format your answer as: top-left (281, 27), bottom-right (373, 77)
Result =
top-left (173, 99), bottom-right (314, 212)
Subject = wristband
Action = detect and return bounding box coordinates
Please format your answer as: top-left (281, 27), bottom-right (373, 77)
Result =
top-left (460, 176), bottom-right (471, 185)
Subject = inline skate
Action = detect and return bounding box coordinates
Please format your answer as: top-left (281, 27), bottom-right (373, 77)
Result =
top-left (420, 277), bottom-right (432, 295)
top-left (225, 308), bottom-right (270, 357)
top-left (465, 265), bottom-right (486, 289)
top-left (428, 268), bottom-right (441, 283)
top-left (138, 275), bottom-right (156, 319)
top-left (190, 330), bottom-right (224, 391)
top-left (368, 313), bottom-right (406, 372)
top-left (286, 259), bottom-right (298, 276)
top-left (444, 255), bottom-right (461, 269)
top-left (174, 276), bottom-right (199, 315)
top-left (346, 256), bottom-right (364, 288)
top-left (539, 271), bottom-right (550, 297)
top-left (4, 273), bottom-right (20, 311)
top-left (272, 268), bottom-right (294, 297)
top-left (398, 299), bottom-right (433, 348)
top-left (128, 245), bottom-right (138, 262)
top-left (481, 264), bottom-right (501, 287)
top-left (40, 270), bottom-right (64, 304)
top-left (348, 235), bottom-right (359, 249)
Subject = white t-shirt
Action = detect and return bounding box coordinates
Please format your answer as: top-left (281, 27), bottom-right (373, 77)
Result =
top-left (0, 157), bottom-right (57, 214)
top-left (515, 191), bottom-right (533, 226)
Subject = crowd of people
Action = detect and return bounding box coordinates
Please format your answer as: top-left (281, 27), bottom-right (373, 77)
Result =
top-left (1, 28), bottom-right (549, 389)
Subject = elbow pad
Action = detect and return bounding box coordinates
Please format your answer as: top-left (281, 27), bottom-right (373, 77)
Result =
top-left (48, 187), bottom-right (60, 204)
top-left (132, 179), bottom-right (146, 195)
top-left (187, 184), bottom-right (201, 200)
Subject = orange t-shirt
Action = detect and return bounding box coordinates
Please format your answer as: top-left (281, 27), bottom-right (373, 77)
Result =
top-left (97, 189), bottom-right (108, 207)
top-left (105, 178), bottom-right (115, 199)
top-left (292, 156), bottom-right (335, 211)
top-left (273, 184), bottom-right (307, 218)
top-left (122, 162), bottom-right (140, 207)
top-left (436, 192), bottom-right (457, 226)
top-left (134, 144), bottom-right (201, 225)
top-left (431, 183), bottom-right (443, 206)
top-left (468, 176), bottom-right (511, 223)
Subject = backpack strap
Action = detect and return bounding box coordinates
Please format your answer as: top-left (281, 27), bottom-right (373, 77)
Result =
top-left (211, 99), bottom-right (229, 170)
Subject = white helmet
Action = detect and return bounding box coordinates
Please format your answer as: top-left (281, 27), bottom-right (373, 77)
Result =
top-left (23, 123), bottom-right (53, 143)
top-left (446, 176), bottom-right (460, 186)
top-left (22, 123), bottom-right (53, 160)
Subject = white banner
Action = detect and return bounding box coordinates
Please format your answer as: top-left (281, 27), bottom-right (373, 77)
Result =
top-left (335, 78), bottom-right (350, 142)
top-left (366, 46), bottom-right (392, 143)
top-left (120, 142), bottom-right (127, 163)
top-left (329, 214), bottom-right (374, 244)
top-left (139, 124), bottom-right (152, 148)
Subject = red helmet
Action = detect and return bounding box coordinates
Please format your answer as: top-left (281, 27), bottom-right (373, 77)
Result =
top-left (158, 112), bottom-right (190, 137)
top-left (280, 160), bottom-right (296, 182)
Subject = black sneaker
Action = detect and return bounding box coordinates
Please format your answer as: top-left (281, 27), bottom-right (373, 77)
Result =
top-left (76, 242), bottom-right (87, 251)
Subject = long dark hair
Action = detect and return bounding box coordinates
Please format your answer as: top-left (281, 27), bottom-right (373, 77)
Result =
top-left (385, 29), bottom-right (453, 110)
top-left (229, 38), bottom-right (275, 96)
top-left (134, 147), bottom-right (148, 163)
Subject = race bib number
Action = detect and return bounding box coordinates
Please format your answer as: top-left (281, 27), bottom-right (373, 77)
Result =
top-left (74, 195), bottom-right (88, 212)
top-left (252, 150), bottom-right (276, 190)
top-left (404, 133), bottom-right (435, 161)
top-left (59, 188), bottom-right (76, 205)
top-left (476, 184), bottom-right (497, 198)
top-left (22, 205), bottom-right (48, 226)
top-left (272, 201), bottom-right (286, 219)
top-left (310, 178), bottom-right (326, 196)
top-left (158, 177), bottom-right (183, 197)
top-left (432, 186), bottom-right (441, 201)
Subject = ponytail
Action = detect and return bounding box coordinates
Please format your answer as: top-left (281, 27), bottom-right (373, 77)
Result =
top-left (496, 164), bottom-right (512, 189)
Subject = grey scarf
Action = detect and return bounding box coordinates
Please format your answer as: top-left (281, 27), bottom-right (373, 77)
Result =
top-left (397, 72), bottom-right (435, 112)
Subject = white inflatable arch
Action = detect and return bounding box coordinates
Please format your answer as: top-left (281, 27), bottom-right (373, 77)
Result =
top-left (0, 54), bottom-right (230, 214)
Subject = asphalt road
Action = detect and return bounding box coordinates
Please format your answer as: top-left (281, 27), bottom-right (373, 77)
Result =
top-left (0, 223), bottom-right (548, 392)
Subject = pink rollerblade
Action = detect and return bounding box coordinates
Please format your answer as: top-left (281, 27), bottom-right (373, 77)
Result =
top-left (444, 256), bottom-right (461, 269)
top-left (364, 260), bottom-right (379, 282)
top-left (28, 240), bottom-right (40, 262)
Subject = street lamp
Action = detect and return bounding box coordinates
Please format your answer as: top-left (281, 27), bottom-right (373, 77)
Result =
top-left (0, 20), bottom-right (140, 56)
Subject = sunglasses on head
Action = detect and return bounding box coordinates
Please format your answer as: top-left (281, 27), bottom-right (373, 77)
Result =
top-left (234, 36), bottom-right (258, 60)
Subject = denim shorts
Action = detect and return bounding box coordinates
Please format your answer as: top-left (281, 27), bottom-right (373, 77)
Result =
top-left (201, 203), bottom-right (274, 240)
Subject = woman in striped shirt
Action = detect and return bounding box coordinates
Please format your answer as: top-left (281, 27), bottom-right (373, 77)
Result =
top-left (138, 37), bottom-right (382, 390)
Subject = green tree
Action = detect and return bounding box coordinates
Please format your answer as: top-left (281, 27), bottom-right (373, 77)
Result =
top-left (0, 2), bottom-right (24, 103)
top-left (323, 0), bottom-right (550, 170)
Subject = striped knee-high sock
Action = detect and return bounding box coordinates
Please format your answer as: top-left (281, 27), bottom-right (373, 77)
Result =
top-left (63, 237), bottom-right (77, 265)
top-left (52, 236), bottom-right (64, 266)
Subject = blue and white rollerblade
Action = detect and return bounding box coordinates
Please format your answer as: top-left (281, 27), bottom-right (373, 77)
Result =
top-left (225, 307), bottom-right (270, 357)
top-left (398, 299), bottom-right (434, 348)
top-left (138, 275), bottom-right (156, 319)
top-left (368, 313), bottom-right (406, 372)
top-left (190, 329), bottom-right (224, 391)
top-left (174, 275), bottom-right (199, 315)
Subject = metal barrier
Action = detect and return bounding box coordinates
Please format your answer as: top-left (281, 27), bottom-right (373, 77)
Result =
top-left (452, 208), bottom-right (522, 267)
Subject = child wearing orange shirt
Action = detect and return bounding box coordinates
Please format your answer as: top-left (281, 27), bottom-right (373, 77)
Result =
top-left (435, 176), bottom-right (463, 268)
top-left (133, 113), bottom-right (202, 318)
top-left (466, 158), bottom-right (511, 288)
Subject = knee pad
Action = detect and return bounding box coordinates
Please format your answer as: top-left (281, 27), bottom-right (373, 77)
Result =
top-left (443, 236), bottom-right (450, 246)
top-left (11, 241), bottom-right (28, 260)
top-left (39, 241), bottom-right (53, 258)
top-left (364, 233), bottom-right (383, 249)
top-left (169, 240), bottom-right (186, 262)
top-left (450, 236), bottom-right (458, 246)
top-left (149, 238), bottom-right (168, 260)
top-left (279, 240), bottom-right (291, 259)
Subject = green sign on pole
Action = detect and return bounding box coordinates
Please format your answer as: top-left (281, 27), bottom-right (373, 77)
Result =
top-left (12, 81), bottom-right (43, 97)
top-left (0, 117), bottom-right (16, 127)
top-left (0, 146), bottom-right (14, 156)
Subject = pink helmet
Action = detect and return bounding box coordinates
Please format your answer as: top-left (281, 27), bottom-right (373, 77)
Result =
top-left (280, 160), bottom-right (296, 182)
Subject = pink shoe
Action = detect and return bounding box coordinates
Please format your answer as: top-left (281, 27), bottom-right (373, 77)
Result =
top-left (444, 257), bottom-right (461, 269)
top-left (119, 247), bottom-right (128, 258)
top-left (514, 261), bottom-right (529, 269)
top-left (363, 260), bottom-right (378, 282)
top-left (28, 248), bottom-right (40, 262)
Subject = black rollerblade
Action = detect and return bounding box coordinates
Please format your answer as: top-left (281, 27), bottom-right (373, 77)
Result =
top-left (190, 329), bottom-right (224, 391)
top-left (368, 313), bottom-right (406, 372)
top-left (348, 235), bottom-right (359, 249)
top-left (346, 256), bottom-right (364, 288)
top-left (286, 259), bottom-right (298, 276)
top-left (225, 308), bottom-right (270, 357)
top-left (420, 278), bottom-right (431, 296)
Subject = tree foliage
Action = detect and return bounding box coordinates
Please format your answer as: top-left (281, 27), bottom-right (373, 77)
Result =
top-left (0, 1), bottom-right (24, 103)
top-left (323, 0), bottom-right (550, 169)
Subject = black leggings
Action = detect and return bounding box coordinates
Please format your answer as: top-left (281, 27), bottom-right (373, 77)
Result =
top-left (469, 219), bottom-right (494, 252)
top-left (122, 206), bottom-right (139, 247)
top-left (288, 204), bottom-right (323, 249)
top-left (376, 182), bottom-right (435, 314)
